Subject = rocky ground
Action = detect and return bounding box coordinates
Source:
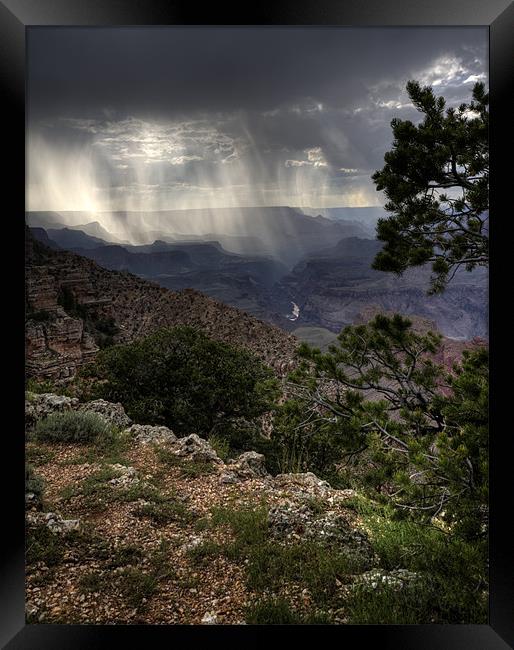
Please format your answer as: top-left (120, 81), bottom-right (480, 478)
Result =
top-left (25, 393), bottom-right (421, 626)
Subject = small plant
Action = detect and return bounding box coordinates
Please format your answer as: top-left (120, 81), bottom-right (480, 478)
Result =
top-left (78, 571), bottom-right (107, 594)
top-left (208, 434), bottom-right (231, 462)
top-left (210, 503), bottom-right (269, 557)
top-left (133, 497), bottom-right (192, 526)
top-left (25, 464), bottom-right (44, 509)
top-left (107, 545), bottom-right (144, 569)
top-left (186, 540), bottom-right (222, 565)
top-left (118, 568), bottom-right (157, 609)
top-left (148, 539), bottom-right (176, 581)
top-left (25, 377), bottom-right (59, 394)
top-left (26, 524), bottom-right (64, 566)
top-left (26, 445), bottom-right (56, 466)
top-left (34, 411), bottom-right (115, 444)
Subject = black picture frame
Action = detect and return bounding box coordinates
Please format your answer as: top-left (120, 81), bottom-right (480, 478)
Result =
top-left (3, 0), bottom-right (513, 647)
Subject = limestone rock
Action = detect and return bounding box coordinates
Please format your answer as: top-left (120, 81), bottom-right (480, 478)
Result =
top-left (27, 511), bottom-right (81, 535)
top-left (107, 464), bottom-right (139, 488)
top-left (353, 568), bottom-right (421, 591)
top-left (268, 500), bottom-right (374, 565)
top-left (201, 611), bottom-right (218, 624)
top-left (127, 424), bottom-right (177, 445)
top-left (79, 399), bottom-right (131, 429)
top-left (219, 472), bottom-right (239, 484)
top-left (273, 472), bottom-right (332, 497)
top-left (226, 451), bottom-right (268, 480)
top-left (25, 392), bottom-right (79, 429)
top-left (171, 434), bottom-right (222, 464)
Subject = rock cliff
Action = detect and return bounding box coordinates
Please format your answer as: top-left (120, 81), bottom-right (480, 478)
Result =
top-left (25, 231), bottom-right (298, 381)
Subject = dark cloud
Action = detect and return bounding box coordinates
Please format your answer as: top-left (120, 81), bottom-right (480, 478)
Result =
top-left (27, 27), bottom-right (487, 212)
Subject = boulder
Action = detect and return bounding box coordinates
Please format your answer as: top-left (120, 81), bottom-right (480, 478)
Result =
top-left (268, 500), bottom-right (374, 565)
top-left (171, 434), bottom-right (222, 464)
top-left (25, 392), bottom-right (79, 429)
top-left (353, 568), bottom-right (421, 592)
top-left (201, 611), bottom-right (218, 625)
top-left (226, 451), bottom-right (268, 480)
top-left (273, 472), bottom-right (332, 497)
top-left (107, 464), bottom-right (139, 488)
top-left (127, 424), bottom-right (177, 445)
top-left (78, 399), bottom-right (131, 429)
top-left (27, 511), bottom-right (81, 535)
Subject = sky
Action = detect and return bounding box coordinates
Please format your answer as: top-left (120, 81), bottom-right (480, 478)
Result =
top-left (27, 27), bottom-right (488, 213)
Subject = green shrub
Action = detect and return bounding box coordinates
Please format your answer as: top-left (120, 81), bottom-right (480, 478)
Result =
top-left (347, 499), bottom-right (488, 623)
top-left (268, 399), bottom-right (348, 477)
top-left (25, 464), bottom-right (44, 508)
top-left (78, 571), bottom-right (107, 594)
top-left (133, 498), bottom-right (192, 526)
top-left (26, 524), bottom-right (64, 566)
top-left (107, 545), bottom-right (144, 569)
top-left (34, 411), bottom-right (114, 444)
top-left (118, 568), bottom-right (157, 609)
top-left (88, 326), bottom-right (279, 441)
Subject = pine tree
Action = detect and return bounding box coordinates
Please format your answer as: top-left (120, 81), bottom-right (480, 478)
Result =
top-left (372, 81), bottom-right (489, 293)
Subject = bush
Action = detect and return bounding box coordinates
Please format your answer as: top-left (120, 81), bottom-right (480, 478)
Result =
top-left (34, 411), bottom-right (114, 444)
top-left (268, 399), bottom-right (348, 477)
top-left (25, 463), bottom-right (44, 509)
top-left (88, 326), bottom-right (279, 441)
top-left (118, 568), bottom-right (157, 609)
top-left (346, 497), bottom-right (488, 623)
top-left (26, 524), bottom-right (64, 566)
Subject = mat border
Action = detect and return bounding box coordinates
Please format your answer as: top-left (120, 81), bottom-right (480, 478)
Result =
top-left (3, 1), bottom-right (512, 647)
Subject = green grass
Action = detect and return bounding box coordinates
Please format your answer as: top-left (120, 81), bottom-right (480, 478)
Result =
top-left (207, 434), bottom-right (231, 462)
top-left (246, 597), bottom-right (333, 625)
top-left (210, 503), bottom-right (269, 554)
top-left (60, 465), bottom-right (165, 512)
top-left (25, 464), bottom-right (45, 507)
top-left (148, 539), bottom-right (177, 581)
top-left (246, 541), bottom-right (362, 603)
top-left (204, 503), bottom-right (362, 609)
top-left (67, 430), bottom-right (131, 466)
top-left (186, 540), bottom-right (222, 565)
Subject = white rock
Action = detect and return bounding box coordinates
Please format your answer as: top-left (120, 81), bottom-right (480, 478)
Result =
top-left (201, 611), bottom-right (218, 625)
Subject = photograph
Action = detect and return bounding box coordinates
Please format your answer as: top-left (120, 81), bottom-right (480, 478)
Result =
top-left (24, 25), bottom-right (490, 626)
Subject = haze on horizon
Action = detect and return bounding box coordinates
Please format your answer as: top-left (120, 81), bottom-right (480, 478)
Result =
top-left (27, 27), bottom-right (487, 222)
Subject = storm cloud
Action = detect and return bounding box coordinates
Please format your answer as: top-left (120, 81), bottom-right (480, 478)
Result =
top-left (27, 27), bottom-right (487, 212)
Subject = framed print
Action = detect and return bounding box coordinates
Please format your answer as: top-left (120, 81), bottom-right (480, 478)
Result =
top-left (2, 0), bottom-right (513, 647)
